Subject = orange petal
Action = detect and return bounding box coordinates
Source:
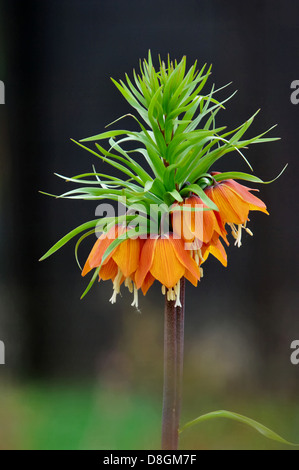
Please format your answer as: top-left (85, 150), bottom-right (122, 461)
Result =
top-left (81, 225), bottom-right (119, 277)
top-left (172, 202), bottom-right (195, 242)
top-left (184, 268), bottom-right (199, 287)
top-left (185, 195), bottom-right (220, 244)
top-left (169, 236), bottom-right (201, 282)
top-left (135, 237), bottom-right (157, 289)
top-left (200, 243), bottom-right (211, 264)
top-left (112, 238), bottom-right (142, 277)
top-left (150, 238), bottom-right (185, 289)
top-left (184, 197), bottom-right (198, 240)
top-left (209, 236), bottom-right (227, 267)
top-left (223, 180), bottom-right (269, 214)
top-left (171, 203), bottom-right (184, 238)
top-left (141, 272), bottom-right (155, 295)
top-left (182, 208), bottom-right (196, 242)
top-left (81, 236), bottom-right (103, 277)
top-left (81, 249), bottom-right (95, 277)
top-left (202, 210), bottom-right (217, 243)
top-left (206, 185), bottom-right (249, 225)
top-left (99, 258), bottom-right (118, 281)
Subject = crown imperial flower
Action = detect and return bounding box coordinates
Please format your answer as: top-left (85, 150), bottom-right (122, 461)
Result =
top-left (41, 51), bottom-right (282, 305)
top-left (40, 52), bottom-right (287, 452)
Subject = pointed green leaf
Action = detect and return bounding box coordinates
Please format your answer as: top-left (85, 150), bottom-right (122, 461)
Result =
top-left (180, 410), bottom-right (299, 447)
top-left (39, 219), bottom-right (101, 261)
top-left (213, 165), bottom-right (288, 184)
top-left (81, 267), bottom-right (100, 299)
top-left (180, 184), bottom-right (219, 211)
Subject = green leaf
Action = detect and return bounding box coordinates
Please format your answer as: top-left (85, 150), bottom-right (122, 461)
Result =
top-left (74, 229), bottom-right (96, 270)
top-left (150, 178), bottom-right (167, 199)
top-left (80, 129), bottom-right (132, 142)
top-left (147, 86), bottom-right (167, 155)
top-left (179, 410), bottom-right (299, 447)
top-left (110, 78), bottom-right (150, 125)
top-left (165, 189), bottom-right (183, 203)
top-left (180, 184), bottom-right (219, 211)
top-left (213, 165), bottom-right (288, 185)
top-left (109, 113), bottom-right (165, 177)
top-left (71, 139), bottom-right (142, 183)
top-left (169, 189), bottom-right (183, 202)
top-left (94, 142), bottom-right (147, 183)
top-left (39, 219), bottom-right (101, 261)
top-left (213, 172), bottom-right (264, 184)
top-left (229, 109), bottom-right (261, 144)
top-left (164, 163), bottom-right (180, 190)
top-left (81, 266), bottom-right (100, 299)
top-left (107, 137), bottom-right (152, 184)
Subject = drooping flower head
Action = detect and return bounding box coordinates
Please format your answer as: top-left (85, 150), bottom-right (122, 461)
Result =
top-left (205, 173), bottom-right (269, 247)
top-left (135, 234), bottom-right (202, 306)
top-left (81, 225), bottom-right (143, 307)
top-left (40, 52), bottom-right (283, 306)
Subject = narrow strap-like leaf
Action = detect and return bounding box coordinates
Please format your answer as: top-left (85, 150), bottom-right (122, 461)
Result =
top-left (179, 410), bottom-right (299, 447)
top-left (213, 166), bottom-right (288, 185)
top-left (39, 219), bottom-right (101, 261)
top-left (180, 184), bottom-right (219, 211)
top-left (80, 266), bottom-right (100, 299)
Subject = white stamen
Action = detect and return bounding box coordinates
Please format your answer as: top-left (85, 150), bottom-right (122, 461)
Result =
top-left (125, 276), bottom-right (134, 293)
top-left (200, 267), bottom-right (204, 277)
top-left (229, 223), bottom-right (238, 239)
top-left (109, 290), bottom-right (117, 304)
top-left (171, 289), bottom-right (175, 301)
top-left (234, 224), bottom-right (242, 247)
top-left (109, 268), bottom-right (122, 304)
top-left (195, 254), bottom-right (200, 266)
top-left (161, 285), bottom-right (166, 295)
top-left (229, 221), bottom-right (254, 248)
top-left (131, 283), bottom-right (139, 309)
top-left (198, 248), bottom-right (204, 262)
top-left (175, 281), bottom-right (182, 307)
top-left (167, 288), bottom-right (175, 301)
top-left (114, 268), bottom-right (122, 293)
top-left (193, 238), bottom-right (201, 251)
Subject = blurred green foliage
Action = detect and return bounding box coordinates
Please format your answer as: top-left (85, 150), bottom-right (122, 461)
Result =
top-left (0, 382), bottom-right (298, 450)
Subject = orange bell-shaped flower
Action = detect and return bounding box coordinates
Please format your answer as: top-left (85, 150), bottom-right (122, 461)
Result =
top-left (135, 234), bottom-right (201, 306)
top-left (82, 225), bottom-right (143, 307)
top-left (205, 176), bottom-right (268, 247)
top-left (171, 195), bottom-right (227, 245)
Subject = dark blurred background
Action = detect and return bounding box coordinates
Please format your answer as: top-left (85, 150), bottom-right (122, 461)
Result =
top-left (0, 0), bottom-right (298, 450)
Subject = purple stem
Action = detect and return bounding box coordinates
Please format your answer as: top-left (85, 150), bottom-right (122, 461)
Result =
top-left (161, 278), bottom-right (185, 450)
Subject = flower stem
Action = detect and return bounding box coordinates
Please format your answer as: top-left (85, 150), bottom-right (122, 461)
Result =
top-left (161, 278), bottom-right (185, 450)
top-left (175, 277), bottom-right (185, 435)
